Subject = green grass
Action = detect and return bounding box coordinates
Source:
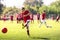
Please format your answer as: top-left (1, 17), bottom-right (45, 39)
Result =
top-left (0, 20), bottom-right (60, 40)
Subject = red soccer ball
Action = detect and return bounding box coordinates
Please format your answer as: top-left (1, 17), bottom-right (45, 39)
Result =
top-left (2, 28), bottom-right (8, 33)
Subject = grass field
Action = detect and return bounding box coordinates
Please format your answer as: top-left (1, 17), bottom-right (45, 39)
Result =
top-left (0, 20), bottom-right (60, 40)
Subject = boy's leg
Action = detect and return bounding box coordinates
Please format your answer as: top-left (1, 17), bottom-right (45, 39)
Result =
top-left (22, 20), bottom-right (30, 28)
top-left (26, 20), bottom-right (30, 36)
top-left (26, 25), bottom-right (30, 36)
top-left (44, 20), bottom-right (52, 28)
top-left (39, 20), bottom-right (42, 27)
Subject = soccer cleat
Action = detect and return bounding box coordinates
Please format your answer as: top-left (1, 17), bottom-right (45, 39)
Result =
top-left (22, 23), bottom-right (27, 29)
top-left (46, 26), bottom-right (52, 28)
top-left (46, 26), bottom-right (49, 28)
top-left (22, 24), bottom-right (25, 29)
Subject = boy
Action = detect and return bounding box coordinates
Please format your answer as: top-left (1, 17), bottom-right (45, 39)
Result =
top-left (39, 10), bottom-right (51, 28)
top-left (56, 14), bottom-right (60, 22)
top-left (22, 7), bottom-right (30, 36)
top-left (10, 14), bottom-right (13, 22)
top-left (37, 13), bottom-right (40, 23)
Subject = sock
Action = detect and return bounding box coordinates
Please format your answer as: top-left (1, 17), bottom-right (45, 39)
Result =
top-left (27, 30), bottom-right (30, 36)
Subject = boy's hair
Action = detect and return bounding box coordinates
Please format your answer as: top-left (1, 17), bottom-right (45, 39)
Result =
top-left (22, 7), bottom-right (25, 10)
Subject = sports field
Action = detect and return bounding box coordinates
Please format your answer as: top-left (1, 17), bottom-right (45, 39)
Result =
top-left (0, 20), bottom-right (60, 40)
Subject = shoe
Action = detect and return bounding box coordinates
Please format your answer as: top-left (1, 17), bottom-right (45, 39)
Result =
top-left (46, 26), bottom-right (49, 28)
top-left (47, 26), bottom-right (52, 28)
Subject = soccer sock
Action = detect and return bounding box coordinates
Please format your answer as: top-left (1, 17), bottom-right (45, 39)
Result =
top-left (26, 24), bottom-right (30, 36)
top-left (45, 22), bottom-right (47, 26)
top-left (24, 24), bottom-right (27, 27)
top-left (27, 29), bottom-right (30, 36)
top-left (39, 22), bottom-right (42, 27)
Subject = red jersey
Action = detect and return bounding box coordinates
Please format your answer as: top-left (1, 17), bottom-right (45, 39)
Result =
top-left (41, 12), bottom-right (46, 20)
top-left (22, 10), bottom-right (30, 23)
top-left (19, 13), bottom-right (23, 18)
top-left (37, 13), bottom-right (40, 20)
top-left (17, 14), bottom-right (21, 18)
top-left (3, 15), bottom-right (6, 21)
top-left (10, 15), bottom-right (13, 21)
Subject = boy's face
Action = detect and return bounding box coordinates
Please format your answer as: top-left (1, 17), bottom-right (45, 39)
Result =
top-left (22, 8), bottom-right (25, 12)
top-left (22, 9), bottom-right (25, 12)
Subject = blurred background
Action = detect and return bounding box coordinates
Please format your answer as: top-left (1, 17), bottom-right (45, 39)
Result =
top-left (0, 0), bottom-right (60, 20)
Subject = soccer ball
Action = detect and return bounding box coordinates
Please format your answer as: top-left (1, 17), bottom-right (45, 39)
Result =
top-left (2, 28), bottom-right (7, 33)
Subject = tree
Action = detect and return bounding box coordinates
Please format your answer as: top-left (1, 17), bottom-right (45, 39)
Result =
top-left (0, 2), bottom-right (3, 15)
top-left (50, 0), bottom-right (60, 14)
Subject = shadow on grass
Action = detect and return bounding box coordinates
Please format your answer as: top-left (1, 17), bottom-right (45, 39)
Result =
top-left (30, 37), bottom-right (50, 40)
